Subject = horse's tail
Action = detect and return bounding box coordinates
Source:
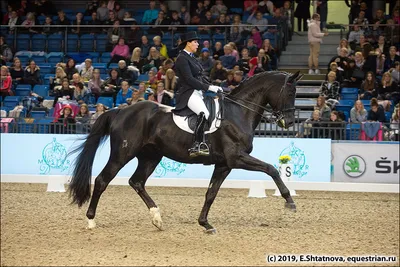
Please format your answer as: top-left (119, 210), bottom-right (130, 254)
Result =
top-left (68, 109), bottom-right (120, 207)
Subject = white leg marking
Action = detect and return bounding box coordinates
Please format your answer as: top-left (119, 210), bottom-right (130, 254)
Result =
top-left (87, 219), bottom-right (96, 229)
top-left (149, 207), bottom-right (164, 231)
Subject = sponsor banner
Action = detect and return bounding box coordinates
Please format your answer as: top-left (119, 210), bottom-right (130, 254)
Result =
top-left (1, 134), bottom-right (331, 182)
top-left (332, 142), bottom-right (400, 184)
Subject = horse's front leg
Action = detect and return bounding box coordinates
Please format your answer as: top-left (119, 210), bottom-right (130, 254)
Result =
top-left (229, 152), bottom-right (296, 211)
top-left (198, 164), bottom-right (231, 234)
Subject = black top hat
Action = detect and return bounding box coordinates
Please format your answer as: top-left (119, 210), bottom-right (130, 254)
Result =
top-left (178, 31), bottom-right (200, 50)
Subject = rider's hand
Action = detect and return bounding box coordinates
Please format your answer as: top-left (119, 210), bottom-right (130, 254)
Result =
top-left (208, 85), bottom-right (223, 93)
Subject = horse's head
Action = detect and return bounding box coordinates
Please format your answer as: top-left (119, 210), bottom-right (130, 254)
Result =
top-left (274, 71), bottom-right (302, 129)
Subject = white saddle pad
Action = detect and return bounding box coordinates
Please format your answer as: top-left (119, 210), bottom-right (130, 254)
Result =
top-left (171, 99), bottom-right (221, 134)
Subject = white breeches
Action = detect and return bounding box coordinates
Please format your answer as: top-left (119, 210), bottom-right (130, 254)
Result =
top-left (187, 90), bottom-right (210, 119)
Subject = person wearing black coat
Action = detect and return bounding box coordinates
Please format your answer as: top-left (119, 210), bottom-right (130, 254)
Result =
top-left (174, 31), bottom-right (223, 157)
top-left (294, 0), bottom-right (310, 32)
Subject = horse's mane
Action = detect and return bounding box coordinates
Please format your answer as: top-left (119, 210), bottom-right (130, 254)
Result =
top-left (229, 71), bottom-right (291, 97)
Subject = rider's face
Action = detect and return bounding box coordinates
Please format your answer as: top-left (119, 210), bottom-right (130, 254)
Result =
top-left (186, 40), bottom-right (199, 53)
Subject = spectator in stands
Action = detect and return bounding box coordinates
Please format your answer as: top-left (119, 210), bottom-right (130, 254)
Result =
top-left (6, 11), bottom-right (21, 34)
top-left (122, 11), bottom-right (135, 25)
top-left (0, 66), bottom-right (13, 97)
top-left (115, 80), bottom-right (133, 107)
top-left (143, 47), bottom-right (162, 73)
top-left (49, 66), bottom-right (67, 93)
top-left (238, 48), bottom-right (250, 74)
top-left (360, 71), bottom-right (379, 100)
top-left (80, 59), bottom-right (94, 82)
top-left (294, 0), bottom-right (310, 32)
top-left (390, 61), bottom-right (400, 84)
top-left (146, 69), bottom-right (158, 90)
top-left (153, 36), bottom-right (169, 60)
top-left (247, 11), bottom-right (268, 33)
top-left (118, 60), bottom-right (138, 85)
top-left (193, 1), bottom-right (206, 19)
top-left (164, 69), bottom-right (178, 93)
top-left (375, 49), bottom-right (386, 77)
top-left (198, 11), bottom-right (214, 34)
top-left (247, 57), bottom-right (264, 78)
top-left (140, 36), bottom-right (151, 59)
top-left (228, 42), bottom-right (240, 61)
top-left (320, 71), bottom-right (340, 101)
top-left (168, 10), bottom-right (186, 34)
top-left (203, 0), bottom-right (211, 12)
top-left (214, 13), bottom-right (228, 35)
top-left (350, 100), bottom-right (368, 123)
top-left (23, 60), bottom-right (41, 86)
top-left (326, 111), bottom-right (345, 140)
top-left (258, 0), bottom-right (274, 15)
top-left (142, 0), bottom-right (159, 25)
top-left (393, 8), bottom-right (400, 24)
top-left (41, 16), bottom-right (55, 35)
top-left (250, 27), bottom-right (263, 49)
top-left (219, 45), bottom-right (237, 70)
top-left (53, 104), bottom-right (76, 133)
top-left (71, 12), bottom-right (84, 35)
top-left (212, 42), bottom-right (224, 61)
top-left (85, 0), bottom-right (99, 16)
top-left (101, 68), bottom-right (121, 100)
top-left (16, 0), bottom-right (30, 17)
top-left (130, 47), bottom-right (144, 73)
top-left (90, 103), bottom-right (106, 125)
top-left (210, 0), bottom-right (228, 17)
top-left (97, 0), bottom-right (109, 22)
top-left (337, 38), bottom-right (352, 57)
top-left (385, 46), bottom-right (400, 72)
top-left (353, 10), bottom-right (369, 29)
top-left (76, 103), bottom-right (91, 123)
top-left (367, 97), bottom-right (386, 122)
top-left (308, 13), bottom-right (328, 75)
top-left (199, 48), bottom-right (214, 76)
top-left (62, 58), bottom-right (78, 81)
top-left (155, 81), bottom-right (173, 106)
top-left (0, 37), bottom-right (13, 64)
top-left (374, 36), bottom-right (389, 56)
top-left (114, 2), bottom-right (125, 20)
top-left (88, 69), bottom-right (103, 100)
top-left (71, 73), bottom-right (85, 89)
top-left (2, 5), bottom-right (13, 25)
top-left (348, 25), bottom-right (364, 51)
top-left (125, 22), bottom-right (143, 50)
top-left (53, 78), bottom-right (74, 105)
top-left (385, 19), bottom-right (400, 47)
top-left (108, 37), bottom-right (129, 67)
top-left (55, 10), bottom-right (70, 34)
top-left (371, 9), bottom-right (386, 37)
top-left (257, 49), bottom-right (271, 71)
top-left (281, 1), bottom-right (293, 33)
top-left (179, 6), bottom-right (191, 25)
top-left (300, 109), bottom-right (322, 138)
top-left (244, 0), bottom-right (259, 14)
top-left (74, 82), bottom-right (90, 104)
top-left (86, 11), bottom-right (101, 34)
top-left (107, 0), bottom-right (115, 11)
top-left (220, 70), bottom-right (235, 90)
top-left (329, 48), bottom-right (349, 72)
top-left (21, 12), bottom-right (39, 34)
top-left (261, 39), bottom-right (277, 70)
top-left (9, 57), bottom-right (24, 85)
top-left (107, 20), bottom-right (125, 51)
top-left (327, 62), bottom-right (343, 83)
top-left (379, 71), bottom-right (399, 104)
top-left (210, 60), bottom-right (227, 85)
top-left (354, 51), bottom-right (365, 70)
top-left (221, 70), bottom-right (243, 91)
top-left (315, 95), bottom-right (331, 120)
top-left (389, 105), bottom-right (400, 141)
top-left (127, 89), bottom-right (142, 105)
top-left (148, 11), bottom-right (168, 36)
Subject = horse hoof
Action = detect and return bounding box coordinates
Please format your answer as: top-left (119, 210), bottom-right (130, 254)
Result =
top-left (152, 219), bottom-right (164, 231)
top-left (204, 228), bottom-right (217, 235)
top-left (150, 207), bottom-right (164, 231)
top-left (87, 219), bottom-right (96, 229)
top-left (285, 202), bottom-right (297, 212)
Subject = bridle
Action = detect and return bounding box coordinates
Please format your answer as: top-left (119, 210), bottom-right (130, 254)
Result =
top-left (221, 74), bottom-right (295, 124)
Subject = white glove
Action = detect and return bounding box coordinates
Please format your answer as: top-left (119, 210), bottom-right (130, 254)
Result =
top-left (208, 85), bottom-right (223, 93)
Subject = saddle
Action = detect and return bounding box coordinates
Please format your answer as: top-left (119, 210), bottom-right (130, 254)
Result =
top-left (172, 95), bottom-right (223, 134)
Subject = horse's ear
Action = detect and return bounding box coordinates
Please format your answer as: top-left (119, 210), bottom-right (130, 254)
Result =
top-left (288, 71), bottom-right (303, 84)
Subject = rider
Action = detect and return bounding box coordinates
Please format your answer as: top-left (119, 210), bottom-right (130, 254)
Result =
top-left (174, 31), bottom-right (223, 157)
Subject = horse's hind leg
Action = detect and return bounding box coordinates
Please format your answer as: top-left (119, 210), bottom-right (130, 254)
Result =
top-left (128, 153), bottom-right (163, 230)
top-left (86, 152), bottom-right (131, 229)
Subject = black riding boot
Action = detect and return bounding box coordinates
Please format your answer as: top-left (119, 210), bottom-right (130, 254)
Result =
top-left (189, 112), bottom-right (209, 157)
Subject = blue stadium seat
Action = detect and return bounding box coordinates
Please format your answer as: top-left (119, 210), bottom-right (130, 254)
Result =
top-left (67, 34), bottom-right (79, 52)
top-left (16, 120), bottom-right (35, 133)
top-left (340, 93), bottom-right (358, 101)
top-left (47, 34), bottom-right (64, 52)
top-left (47, 52), bottom-right (64, 64)
top-left (100, 52), bottom-right (111, 63)
top-left (80, 34), bottom-right (95, 52)
top-left (16, 34), bottom-right (31, 51)
top-left (100, 74), bottom-right (109, 80)
top-left (85, 52), bottom-right (100, 63)
top-left (30, 111), bottom-right (47, 119)
top-left (385, 112), bottom-right (392, 122)
top-left (230, 8), bottom-right (243, 14)
top-left (83, 16), bottom-right (92, 23)
top-left (15, 84), bottom-right (32, 96)
top-left (16, 55), bottom-right (31, 66)
top-left (97, 97), bottom-right (113, 109)
top-left (3, 96), bottom-right (21, 108)
top-left (108, 63), bottom-right (119, 69)
top-left (33, 85), bottom-right (50, 97)
top-left (213, 33), bottom-right (226, 45)
top-left (338, 100), bottom-right (355, 106)
top-left (92, 63), bottom-right (107, 74)
top-left (44, 74), bottom-right (54, 85)
top-left (6, 34), bottom-right (15, 51)
top-left (37, 15), bottom-right (46, 24)
top-left (31, 35), bottom-right (47, 51)
top-left (137, 74), bottom-right (149, 82)
top-left (341, 87), bottom-right (358, 94)
top-left (31, 55), bottom-right (47, 64)
top-left (38, 64), bottom-right (53, 75)
top-left (95, 34), bottom-right (108, 53)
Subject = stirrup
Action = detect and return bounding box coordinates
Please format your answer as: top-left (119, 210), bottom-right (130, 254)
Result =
top-left (188, 142), bottom-right (210, 157)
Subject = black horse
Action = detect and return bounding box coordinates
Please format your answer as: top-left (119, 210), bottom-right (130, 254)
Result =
top-left (69, 71), bottom-right (302, 233)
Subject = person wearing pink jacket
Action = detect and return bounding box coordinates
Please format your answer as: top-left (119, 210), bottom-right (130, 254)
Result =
top-left (308, 13), bottom-right (328, 75)
top-left (108, 37), bottom-right (130, 68)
